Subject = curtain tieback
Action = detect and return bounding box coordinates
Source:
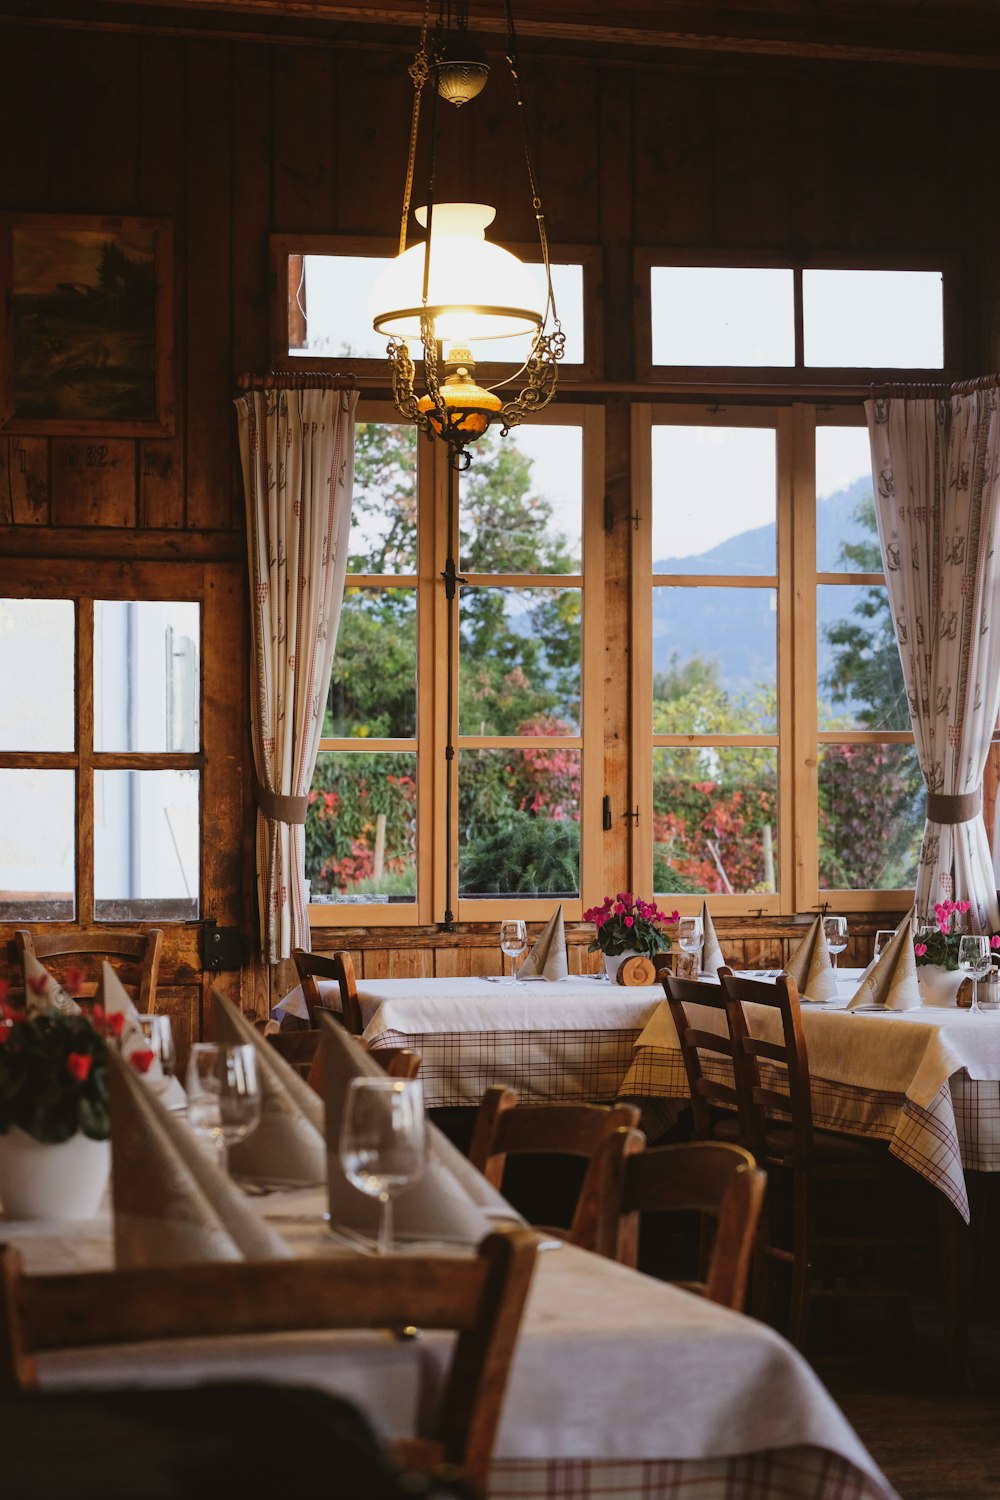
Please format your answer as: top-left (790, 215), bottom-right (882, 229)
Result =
top-left (926, 788), bottom-right (983, 824)
top-left (255, 779), bottom-right (309, 825)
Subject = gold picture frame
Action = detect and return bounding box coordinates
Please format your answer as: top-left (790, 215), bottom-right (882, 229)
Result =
top-left (0, 213), bottom-right (174, 436)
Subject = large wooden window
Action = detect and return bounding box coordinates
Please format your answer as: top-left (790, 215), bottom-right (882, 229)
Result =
top-left (306, 400), bottom-right (604, 925)
top-left (632, 404), bottom-right (918, 914)
top-left (0, 560), bottom-right (237, 927)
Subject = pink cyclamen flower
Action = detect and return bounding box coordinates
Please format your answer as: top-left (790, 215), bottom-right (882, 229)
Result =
top-left (66, 1053), bottom-right (93, 1083)
top-left (914, 942), bottom-right (928, 957)
top-left (623, 915), bottom-right (634, 928)
top-left (991, 935), bottom-right (1000, 950)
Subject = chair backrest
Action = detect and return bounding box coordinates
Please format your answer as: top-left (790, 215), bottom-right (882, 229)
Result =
top-left (292, 948), bottom-right (363, 1035)
top-left (717, 967), bottom-right (814, 1163)
top-left (468, 1087), bottom-right (642, 1248)
top-left (0, 1226), bottom-right (539, 1492)
top-left (14, 929), bottom-right (163, 1014)
top-left (592, 1136), bottom-right (765, 1312)
top-left (661, 972), bottom-right (747, 1139)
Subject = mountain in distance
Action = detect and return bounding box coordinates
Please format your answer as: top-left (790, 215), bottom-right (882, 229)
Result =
top-left (651, 476), bottom-right (876, 698)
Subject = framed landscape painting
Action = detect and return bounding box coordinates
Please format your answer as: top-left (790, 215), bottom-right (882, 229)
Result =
top-left (0, 214), bottom-right (174, 436)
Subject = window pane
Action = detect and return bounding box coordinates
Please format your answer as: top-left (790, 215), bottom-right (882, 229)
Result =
top-left (327, 588), bottom-right (416, 738)
top-left (803, 269), bottom-right (944, 368)
top-left (294, 255), bottom-right (584, 365)
top-left (818, 743), bottom-right (922, 890)
top-left (816, 426), bottom-right (877, 568)
top-left (0, 769), bottom-right (75, 919)
top-left (651, 267), bottom-right (794, 366)
top-left (94, 770), bottom-right (199, 920)
top-left (459, 425), bottom-right (581, 574)
top-left (652, 748), bottom-right (777, 897)
top-left (0, 599), bottom-right (74, 751)
top-left (95, 601), bottom-right (200, 753)
top-left (458, 748), bottom-right (580, 898)
top-left (459, 587), bottom-right (581, 736)
top-left (653, 587), bottom-right (777, 732)
top-left (818, 584), bottom-right (909, 731)
top-left (306, 751), bottom-right (416, 903)
top-left (350, 421), bottom-right (418, 574)
top-left (652, 427), bottom-right (777, 574)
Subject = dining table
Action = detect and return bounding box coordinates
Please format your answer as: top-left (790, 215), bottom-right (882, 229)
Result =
top-left (2, 1185), bottom-right (902, 1500)
top-left (617, 969), bottom-right (1000, 1223)
top-left (274, 974), bottom-right (662, 1109)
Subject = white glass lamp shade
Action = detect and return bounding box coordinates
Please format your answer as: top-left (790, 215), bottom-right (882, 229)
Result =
top-left (370, 203), bottom-right (544, 347)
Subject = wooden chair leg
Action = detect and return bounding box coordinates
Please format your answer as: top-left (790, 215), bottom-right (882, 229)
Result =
top-left (786, 1170), bottom-right (812, 1351)
top-left (942, 1197), bottom-right (973, 1392)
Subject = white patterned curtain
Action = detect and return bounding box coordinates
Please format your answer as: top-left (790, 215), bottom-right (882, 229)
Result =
top-left (234, 384), bottom-right (359, 963)
top-left (866, 386), bottom-right (1000, 931)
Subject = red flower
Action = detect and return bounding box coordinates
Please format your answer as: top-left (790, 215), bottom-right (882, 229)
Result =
top-left (66, 1052), bottom-right (93, 1083)
top-left (64, 966), bottom-right (86, 997)
top-left (104, 1012), bottom-right (126, 1040)
top-left (129, 1049), bottom-right (155, 1075)
top-left (27, 973), bottom-right (49, 997)
top-left (914, 942), bottom-right (928, 957)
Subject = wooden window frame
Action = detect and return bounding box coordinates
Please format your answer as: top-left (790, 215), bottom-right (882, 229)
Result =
top-left (0, 558), bottom-right (240, 930)
top-left (631, 400), bottom-right (918, 918)
top-left (633, 248), bottom-right (962, 392)
top-left (269, 233), bottom-right (605, 385)
top-left (308, 399), bottom-right (604, 928)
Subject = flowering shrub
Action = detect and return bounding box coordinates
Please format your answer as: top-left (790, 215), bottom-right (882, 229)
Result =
top-left (912, 900), bottom-right (1000, 971)
top-left (583, 893), bottom-right (679, 958)
top-left (0, 981), bottom-right (111, 1144)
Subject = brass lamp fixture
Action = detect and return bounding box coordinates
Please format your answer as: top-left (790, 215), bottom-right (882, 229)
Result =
top-left (370, 0), bottom-right (564, 469)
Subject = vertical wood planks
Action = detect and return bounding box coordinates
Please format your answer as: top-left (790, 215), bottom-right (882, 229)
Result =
top-left (0, 438), bottom-right (49, 524)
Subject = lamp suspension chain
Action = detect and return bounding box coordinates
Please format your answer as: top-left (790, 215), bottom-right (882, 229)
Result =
top-left (399, 0), bottom-right (433, 256)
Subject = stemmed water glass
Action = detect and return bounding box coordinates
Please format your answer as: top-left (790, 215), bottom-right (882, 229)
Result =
top-left (676, 915), bottom-right (704, 974)
top-left (499, 919), bottom-right (527, 983)
top-left (185, 1042), bottom-right (262, 1168)
top-left (873, 930), bottom-right (896, 963)
top-left (823, 915), bottom-right (848, 968)
top-left (958, 935), bottom-right (991, 1017)
top-left (339, 1076), bottom-right (427, 1254)
top-left (136, 1014), bottom-right (176, 1097)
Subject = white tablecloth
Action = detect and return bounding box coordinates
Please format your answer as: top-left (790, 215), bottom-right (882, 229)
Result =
top-left (1, 1191), bottom-right (898, 1499)
top-left (275, 977), bottom-right (664, 1107)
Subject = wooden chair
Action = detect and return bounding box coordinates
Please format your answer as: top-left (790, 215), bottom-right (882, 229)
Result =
top-left (267, 1025), bottom-right (421, 1092)
top-left (717, 966), bottom-right (918, 1349)
top-left (591, 1134), bottom-right (766, 1312)
top-left (14, 929), bottom-right (163, 1014)
top-left (0, 1226), bottom-right (540, 1494)
top-left (468, 1087), bottom-right (643, 1250)
top-left (661, 971), bottom-right (746, 1141)
top-left (292, 948), bottom-right (363, 1034)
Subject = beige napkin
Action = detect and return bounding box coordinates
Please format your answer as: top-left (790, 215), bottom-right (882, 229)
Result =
top-left (784, 915), bottom-right (839, 1004)
top-left (210, 988), bottom-right (326, 1187)
top-left (22, 950), bottom-right (81, 1017)
top-left (321, 1014), bottom-right (520, 1243)
top-left (700, 901), bottom-right (726, 974)
top-left (846, 916), bottom-right (921, 1011)
top-left (98, 961), bottom-right (187, 1111)
top-left (517, 904), bottom-right (569, 981)
top-left (108, 1046), bottom-right (292, 1267)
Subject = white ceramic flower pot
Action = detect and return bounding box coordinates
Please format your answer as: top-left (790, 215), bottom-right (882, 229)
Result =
top-left (603, 949), bottom-right (642, 983)
top-left (0, 1125), bottom-right (111, 1220)
top-left (916, 963), bottom-right (965, 1008)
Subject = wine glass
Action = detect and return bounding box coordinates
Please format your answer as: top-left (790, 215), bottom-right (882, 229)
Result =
top-left (185, 1042), bottom-right (262, 1168)
top-left (873, 930), bottom-right (895, 963)
top-left (676, 916), bottom-right (704, 974)
top-left (958, 935), bottom-right (991, 1017)
top-left (499, 919), bottom-right (527, 983)
top-left (136, 1014), bottom-right (176, 1096)
top-left (339, 1076), bottom-right (427, 1254)
top-left (822, 915), bottom-right (848, 968)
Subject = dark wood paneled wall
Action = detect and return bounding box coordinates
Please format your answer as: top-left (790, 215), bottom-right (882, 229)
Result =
top-left (1, 14), bottom-right (997, 1025)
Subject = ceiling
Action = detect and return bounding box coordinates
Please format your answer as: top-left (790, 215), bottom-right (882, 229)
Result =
top-left (6, 0), bottom-right (1000, 69)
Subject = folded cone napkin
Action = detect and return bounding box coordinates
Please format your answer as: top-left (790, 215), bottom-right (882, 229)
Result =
top-left (517, 904), bottom-right (569, 981)
top-left (22, 949), bottom-right (81, 1017)
top-left (109, 1047), bottom-right (292, 1267)
top-left (784, 915), bottom-right (839, 1004)
top-left (321, 1014), bottom-right (520, 1244)
top-left (210, 988), bottom-right (326, 1188)
top-left (846, 916), bottom-right (921, 1011)
top-left (98, 961), bottom-right (187, 1111)
top-left (700, 901), bottom-right (726, 975)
